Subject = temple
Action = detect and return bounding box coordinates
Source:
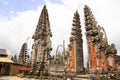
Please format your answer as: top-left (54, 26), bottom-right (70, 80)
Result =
top-left (17, 4), bottom-right (119, 79)
top-left (29, 5), bottom-right (52, 77)
top-left (67, 11), bottom-right (84, 73)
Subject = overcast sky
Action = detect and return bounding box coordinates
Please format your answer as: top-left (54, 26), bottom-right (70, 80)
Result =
top-left (0, 0), bottom-right (120, 66)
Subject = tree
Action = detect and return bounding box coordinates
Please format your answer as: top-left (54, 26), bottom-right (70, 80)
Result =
top-left (11, 56), bottom-right (14, 61)
top-left (14, 54), bottom-right (17, 63)
top-left (11, 54), bottom-right (18, 63)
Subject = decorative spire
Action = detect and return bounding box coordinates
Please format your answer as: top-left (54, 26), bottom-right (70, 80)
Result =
top-left (18, 42), bottom-right (28, 65)
top-left (84, 5), bottom-right (98, 37)
top-left (68, 10), bottom-right (84, 73)
top-left (70, 10), bottom-right (82, 43)
top-left (32, 5), bottom-right (52, 40)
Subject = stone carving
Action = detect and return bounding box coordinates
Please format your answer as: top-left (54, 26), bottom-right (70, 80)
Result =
top-left (29, 5), bottom-right (52, 77)
top-left (84, 5), bottom-right (117, 74)
top-left (67, 11), bottom-right (84, 74)
top-left (18, 42), bottom-right (28, 65)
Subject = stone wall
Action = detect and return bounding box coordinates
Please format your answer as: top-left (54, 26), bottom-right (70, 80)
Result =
top-left (49, 64), bottom-right (65, 76)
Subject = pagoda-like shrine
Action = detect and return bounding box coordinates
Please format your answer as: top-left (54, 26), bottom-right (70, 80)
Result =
top-left (18, 42), bottom-right (28, 65)
top-left (29, 5), bottom-right (52, 77)
top-left (84, 5), bottom-right (117, 74)
top-left (67, 11), bottom-right (84, 73)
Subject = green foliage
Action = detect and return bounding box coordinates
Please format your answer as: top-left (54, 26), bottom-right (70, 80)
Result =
top-left (11, 56), bottom-right (14, 61)
top-left (14, 54), bottom-right (17, 62)
top-left (11, 54), bottom-right (18, 63)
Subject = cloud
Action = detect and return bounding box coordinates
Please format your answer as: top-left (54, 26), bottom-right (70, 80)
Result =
top-left (61, 0), bottom-right (82, 10)
top-left (3, 0), bottom-right (8, 5)
top-left (9, 11), bottom-right (14, 14)
top-left (31, 0), bottom-right (36, 2)
top-left (0, 0), bottom-right (120, 67)
top-left (0, 7), bottom-right (43, 56)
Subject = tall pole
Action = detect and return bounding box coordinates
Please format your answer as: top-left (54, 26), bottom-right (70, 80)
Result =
top-left (26, 37), bottom-right (30, 63)
top-left (63, 40), bottom-right (65, 62)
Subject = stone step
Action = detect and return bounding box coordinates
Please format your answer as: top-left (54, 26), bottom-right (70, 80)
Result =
top-left (76, 75), bottom-right (90, 78)
top-left (74, 78), bottom-right (89, 80)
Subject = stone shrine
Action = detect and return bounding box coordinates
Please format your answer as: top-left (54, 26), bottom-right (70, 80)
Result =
top-left (67, 11), bottom-right (84, 74)
top-left (84, 5), bottom-right (117, 74)
top-left (29, 5), bottom-right (52, 77)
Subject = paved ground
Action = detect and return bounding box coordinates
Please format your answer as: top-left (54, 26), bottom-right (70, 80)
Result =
top-left (0, 76), bottom-right (64, 80)
top-left (0, 76), bottom-right (39, 80)
top-left (0, 75), bottom-right (90, 80)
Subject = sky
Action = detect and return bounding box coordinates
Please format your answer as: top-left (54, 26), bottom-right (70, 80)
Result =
top-left (0, 0), bottom-right (120, 66)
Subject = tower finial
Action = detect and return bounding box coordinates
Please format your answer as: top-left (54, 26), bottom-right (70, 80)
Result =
top-left (43, 4), bottom-right (46, 9)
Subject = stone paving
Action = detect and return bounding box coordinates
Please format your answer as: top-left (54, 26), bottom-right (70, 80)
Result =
top-left (0, 76), bottom-right (90, 80)
top-left (0, 76), bottom-right (64, 80)
top-left (0, 76), bottom-right (39, 80)
top-left (0, 75), bottom-right (91, 80)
